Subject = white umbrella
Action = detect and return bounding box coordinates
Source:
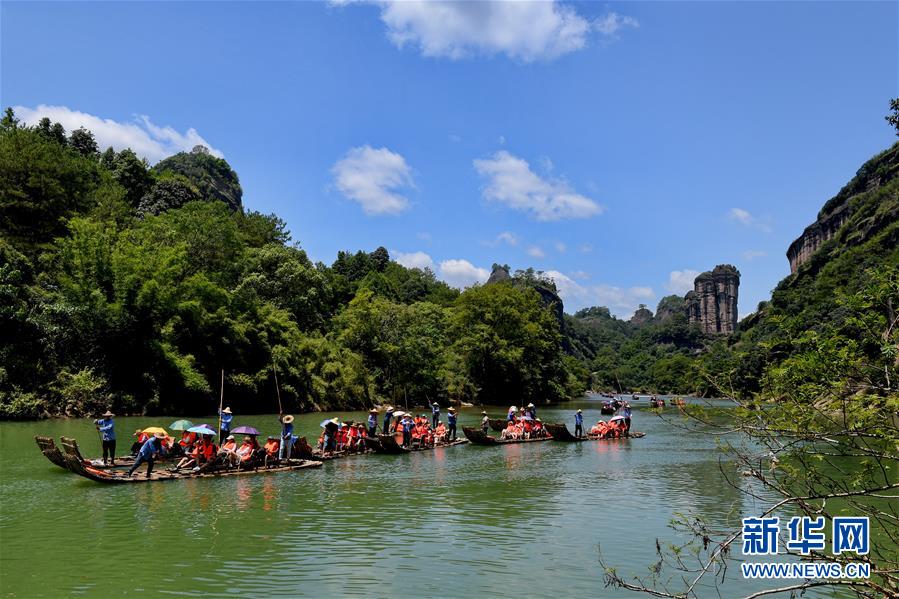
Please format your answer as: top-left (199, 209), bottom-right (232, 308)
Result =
top-left (609, 415), bottom-right (626, 422)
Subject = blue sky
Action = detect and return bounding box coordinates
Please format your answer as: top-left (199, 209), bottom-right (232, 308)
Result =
top-left (2, 1), bottom-right (896, 317)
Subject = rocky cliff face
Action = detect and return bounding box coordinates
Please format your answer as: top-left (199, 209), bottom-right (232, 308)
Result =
top-left (629, 305), bottom-right (653, 326)
top-left (786, 144), bottom-right (899, 273)
top-left (486, 264), bottom-right (565, 329)
top-left (684, 265), bottom-right (740, 335)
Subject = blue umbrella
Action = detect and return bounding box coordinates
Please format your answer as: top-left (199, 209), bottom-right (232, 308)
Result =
top-left (232, 425), bottom-right (260, 435)
top-left (188, 425), bottom-right (216, 435)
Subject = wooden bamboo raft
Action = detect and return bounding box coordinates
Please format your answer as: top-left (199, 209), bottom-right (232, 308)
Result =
top-left (374, 433), bottom-right (468, 454)
top-left (543, 423), bottom-right (645, 442)
top-left (462, 426), bottom-right (552, 446)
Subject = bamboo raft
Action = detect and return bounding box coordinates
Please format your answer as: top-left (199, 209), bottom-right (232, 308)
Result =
top-left (462, 426), bottom-right (552, 446)
top-left (36, 436), bottom-right (148, 470)
top-left (543, 423), bottom-right (645, 442)
top-left (373, 433), bottom-right (468, 454)
top-left (37, 436), bottom-right (322, 484)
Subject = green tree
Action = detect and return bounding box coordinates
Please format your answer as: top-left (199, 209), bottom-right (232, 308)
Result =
top-left (68, 127), bottom-right (99, 158)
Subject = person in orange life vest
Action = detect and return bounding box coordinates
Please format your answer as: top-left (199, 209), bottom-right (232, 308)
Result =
top-left (533, 418), bottom-right (544, 437)
top-left (434, 421), bottom-right (447, 443)
top-left (130, 429), bottom-right (149, 455)
top-left (220, 435), bottom-right (237, 453)
top-left (264, 436), bottom-right (280, 457)
top-left (179, 431), bottom-right (197, 452)
top-left (501, 420), bottom-right (517, 440)
top-left (590, 420), bottom-right (606, 436)
top-left (235, 435), bottom-right (258, 463)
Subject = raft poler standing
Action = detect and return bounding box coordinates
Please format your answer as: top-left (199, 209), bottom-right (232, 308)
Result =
top-left (219, 406), bottom-right (233, 443)
top-left (526, 403), bottom-right (536, 419)
top-left (94, 410), bottom-right (116, 466)
top-left (401, 415), bottom-right (413, 448)
top-left (447, 407), bottom-right (457, 441)
top-left (574, 409), bottom-right (584, 438)
top-left (128, 432), bottom-right (166, 478)
top-left (367, 409), bottom-right (378, 437)
top-left (622, 401), bottom-right (632, 437)
top-left (431, 402), bottom-right (440, 428)
top-left (278, 413), bottom-right (295, 461)
top-left (507, 405), bottom-right (517, 422)
top-left (480, 410), bottom-right (490, 433)
top-left (383, 405), bottom-right (394, 433)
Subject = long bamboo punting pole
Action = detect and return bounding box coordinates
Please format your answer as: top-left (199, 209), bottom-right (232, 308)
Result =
top-left (273, 360), bottom-right (283, 414)
top-left (218, 369), bottom-right (224, 436)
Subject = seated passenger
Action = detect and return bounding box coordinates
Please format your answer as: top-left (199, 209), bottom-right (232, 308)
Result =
top-left (235, 435), bottom-right (259, 464)
top-left (264, 436), bottom-right (280, 458)
top-left (434, 421), bottom-right (447, 443)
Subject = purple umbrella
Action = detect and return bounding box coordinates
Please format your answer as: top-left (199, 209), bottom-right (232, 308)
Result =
top-left (231, 425), bottom-right (260, 435)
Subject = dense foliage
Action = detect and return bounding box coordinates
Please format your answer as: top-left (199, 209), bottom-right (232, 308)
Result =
top-left (0, 110), bottom-right (585, 418)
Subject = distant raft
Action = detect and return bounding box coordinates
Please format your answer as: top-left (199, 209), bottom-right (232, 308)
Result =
top-left (462, 426), bottom-right (553, 446)
top-left (543, 423), bottom-right (645, 442)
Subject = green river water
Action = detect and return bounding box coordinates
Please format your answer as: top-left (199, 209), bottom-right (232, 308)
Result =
top-left (0, 395), bottom-right (819, 598)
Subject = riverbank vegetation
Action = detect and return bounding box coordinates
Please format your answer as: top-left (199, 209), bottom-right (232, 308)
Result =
top-left (0, 109), bottom-right (585, 418)
top-left (2, 106), bottom-right (897, 421)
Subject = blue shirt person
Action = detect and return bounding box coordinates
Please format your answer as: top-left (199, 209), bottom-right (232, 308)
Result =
top-left (446, 408), bottom-right (458, 441)
top-left (574, 409), bottom-right (584, 437)
top-left (367, 410), bottom-right (378, 436)
top-left (431, 402), bottom-right (440, 427)
top-left (219, 407), bottom-right (234, 442)
top-left (507, 406), bottom-right (517, 422)
top-left (400, 416), bottom-right (413, 447)
top-left (128, 434), bottom-right (164, 478)
top-left (278, 414), bottom-right (295, 460)
top-left (94, 411), bottom-right (117, 465)
top-left (384, 407), bottom-right (394, 432)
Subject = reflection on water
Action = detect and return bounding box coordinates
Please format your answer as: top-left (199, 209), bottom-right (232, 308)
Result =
top-left (0, 397), bottom-right (802, 597)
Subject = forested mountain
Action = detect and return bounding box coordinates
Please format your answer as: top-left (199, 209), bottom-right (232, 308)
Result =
top-left (0, 109), bottom-right (585, 418)
top-left (1, 107), bottom-right (895, 419)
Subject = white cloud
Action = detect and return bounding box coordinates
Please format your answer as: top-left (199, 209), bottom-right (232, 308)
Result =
top-left (438, 259), bottom-right (490, 288)
top-left (393, 250), bottom-right (434, 270)
top-left (544, 269), bottom-right (655, 317)
top-left (498, 135), bottom-right (506, 145)
top-left (578, 243), bottom-right (593, 253)
top-left (496, 231), bottom-right (519, 246)
top-left (13, 104), bottom-right (222, 164)
top-left (665, 269), bottom-right (701, 295)
top-left (527, 245), bottom-right (546, 259)
top-left (594, 11), bottom-right (640, 36)
top-left (554, 241), bottom-right (567, 253)
top-left (742, 250), bottom-right (767, 261)
top-left (336, 0), bottom-right (601, 62)
top-left (474, 150), bottom-right (603, 221)
top-left (728, 207), bottom-right (772, 233)
top-left (331, 145), bottom-right (414, 215)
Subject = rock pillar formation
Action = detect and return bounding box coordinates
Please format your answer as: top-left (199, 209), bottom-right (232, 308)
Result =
top-left (684, 265), bottom-right (740, 335)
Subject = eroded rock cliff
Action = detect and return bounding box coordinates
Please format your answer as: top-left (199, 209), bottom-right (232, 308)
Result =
top-left (684, 265), bottom-right (740, 335)
top-left (787, 143), bottom-right (899, 273)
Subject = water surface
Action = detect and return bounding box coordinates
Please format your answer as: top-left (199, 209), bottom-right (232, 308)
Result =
top-left (1, 395), bottom-right (802, 597)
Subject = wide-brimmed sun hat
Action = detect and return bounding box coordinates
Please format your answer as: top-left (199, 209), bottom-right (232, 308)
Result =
top-left (509, 406), bottom-right (517, 411)
top-left (282, 415), bottom-right (295, 423)
top-left (527, 403), bottom-right (535, 408)
top-left (226, 435), bottom-right (235, 440)
top-left (577, 409), bottom-right (583, 413)
top-left (222, 407), bottom-right (232, 414)
top-left (369, 408), bottom-right (378, 413)
top-left (154, 432), bottom-right (166, 439)
top-left (102, 410), bottom-right (114, 417)
top-left (447, 407), bottom-right (456, 412)
top-left (481, 411), bottom-right (488, 415)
